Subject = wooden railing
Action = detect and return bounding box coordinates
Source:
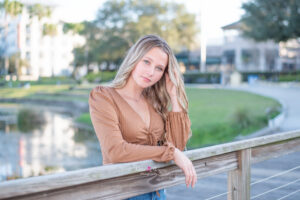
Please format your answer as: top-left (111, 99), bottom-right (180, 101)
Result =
top-left (0, 129), bottom-right (300, 200)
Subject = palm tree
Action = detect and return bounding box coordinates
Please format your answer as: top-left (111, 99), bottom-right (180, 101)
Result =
top-left (27, 3), bottom-right (51, 20)
top-left (0, 0), bottom-right (23, 77)
top-left (1, 2), bottom-right (56, 80)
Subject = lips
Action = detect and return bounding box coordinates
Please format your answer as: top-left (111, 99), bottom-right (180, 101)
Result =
top-left (142, 76), bottom-right (151, 82)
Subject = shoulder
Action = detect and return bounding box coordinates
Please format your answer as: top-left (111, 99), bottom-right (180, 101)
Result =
top-left (91, 85), bottom-right (112, 95)
top-left (89, 85), bottom-right (115, 105)
top-left (89, 86), bottom-right (119, 120)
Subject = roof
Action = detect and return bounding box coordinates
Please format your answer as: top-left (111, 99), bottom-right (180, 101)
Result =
top-left (221, 21), bottom-right (243, 30)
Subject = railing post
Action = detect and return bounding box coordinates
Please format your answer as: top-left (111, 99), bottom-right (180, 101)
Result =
top-left (227, 148), bottom-right (251, 200)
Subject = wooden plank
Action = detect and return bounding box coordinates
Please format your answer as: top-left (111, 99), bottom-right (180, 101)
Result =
top-left (1, 130), bottom-right (299, 199)
top-left (186, 130), bottom-right (300, 162)
top-left (0, 161), bottom-right (172, 199)
top-left (1, 153), bottom-right (237, 200)
top-left (228, 149), bottom-right (251, 200)
top-left (251, 137), bottom-right (300, 164)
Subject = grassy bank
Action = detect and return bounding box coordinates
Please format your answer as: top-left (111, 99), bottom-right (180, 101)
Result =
top-left (0, 84), bottom-right (87, 102)
top-left (185, 88), bottom-right (280, 148)
top-left (0, 85), bottom-right (70, 98)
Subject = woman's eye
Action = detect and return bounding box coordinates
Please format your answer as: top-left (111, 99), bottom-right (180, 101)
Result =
top-left (143, 60), bottom-right (150, 64)
top-left (156, 67), bottom-right (163, 71)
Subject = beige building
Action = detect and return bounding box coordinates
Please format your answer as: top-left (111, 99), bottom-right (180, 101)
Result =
top-left (0, 4), bottom-right (85, 80)
top-left (222, 21), bottom-right (300, 72)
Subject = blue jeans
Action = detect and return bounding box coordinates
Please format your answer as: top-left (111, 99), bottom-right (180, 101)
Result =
top-left (125, 189), bottom-right (166, 200)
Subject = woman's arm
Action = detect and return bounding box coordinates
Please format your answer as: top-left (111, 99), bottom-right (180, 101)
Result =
top-left (165, 73), bottom-right (192, 151)
top-left (170, 96), bottom-right (182, 112)
top-left (165, 110), bottom-right (191, 151)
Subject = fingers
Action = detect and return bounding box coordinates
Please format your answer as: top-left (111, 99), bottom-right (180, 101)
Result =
top-left (183, 166), bottom-right (191, 187)
top-left (185, 163), bottom-right (197, 188)
top-left (174, 150), bottom-right (197, 189)
top-left (191, 165), bottom-right (197, 188)
top-left (189, 166), bottom-right (194, 188)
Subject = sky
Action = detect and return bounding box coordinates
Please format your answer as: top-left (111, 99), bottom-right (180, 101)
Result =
top-left (179, 0), bottom-right (246, 45)
top-left (21, 0), bottom-right (246, 45)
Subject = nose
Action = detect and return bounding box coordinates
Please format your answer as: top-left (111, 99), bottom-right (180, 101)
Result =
top-left (146, 65), bottom-right (155, 76)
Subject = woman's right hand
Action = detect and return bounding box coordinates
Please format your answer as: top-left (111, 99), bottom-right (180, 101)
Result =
top-left (173, 148), bottom-right (197, 188)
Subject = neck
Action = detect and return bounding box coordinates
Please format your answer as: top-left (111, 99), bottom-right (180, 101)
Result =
top-left (120, 76), bottom-right (144, 100)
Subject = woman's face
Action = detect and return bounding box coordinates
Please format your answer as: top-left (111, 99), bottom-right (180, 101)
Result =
top-left (131, 47), bottom-right (168, 88)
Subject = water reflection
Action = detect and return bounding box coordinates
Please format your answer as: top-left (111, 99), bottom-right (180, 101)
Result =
top-left (0, 104), bottom-right (101, 182)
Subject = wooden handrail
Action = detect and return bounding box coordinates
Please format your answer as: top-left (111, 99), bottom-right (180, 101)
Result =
top-left (0, 129), bottom-right (299, 200)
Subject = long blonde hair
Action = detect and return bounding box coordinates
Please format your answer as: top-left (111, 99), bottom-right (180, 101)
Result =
top-left (109, 34), bottom-right (190, 135)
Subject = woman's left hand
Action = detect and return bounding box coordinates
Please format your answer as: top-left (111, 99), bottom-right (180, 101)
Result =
top-left (165, 73), bottom-right (177, 99)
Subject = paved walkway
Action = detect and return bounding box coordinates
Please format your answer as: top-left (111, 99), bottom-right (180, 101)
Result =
top-left (166, 82), bottom-right (300, 200)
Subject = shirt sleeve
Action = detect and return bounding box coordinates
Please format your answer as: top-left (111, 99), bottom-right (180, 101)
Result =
top-left (165, 111), bottom-right (192, 151)
top-left (89, 86), bottom-right (175, 164)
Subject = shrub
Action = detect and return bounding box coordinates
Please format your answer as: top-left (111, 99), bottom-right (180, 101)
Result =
top-left (17, 109), bottom-right (46, 132)
top-left (83, 71), bottom-right (117, 83)
top-left (231, 107), bottom-right (252, 129)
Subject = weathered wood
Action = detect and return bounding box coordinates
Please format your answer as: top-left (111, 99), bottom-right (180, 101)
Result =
top-left (186, 130), bottom-right (300, 162)
top-left (251, 137), bottom-right (300, 163)
top-left (228, 149), bottom-right (251, 200)
top-left (0, 130), bottom-right (299, 199)
top-left (1, 153), bottom-right (237, 200)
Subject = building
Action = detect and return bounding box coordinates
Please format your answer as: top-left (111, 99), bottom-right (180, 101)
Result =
top-left (175, 45), bottom-right (222, 73)
top-left (0, 3), bottom-right (85, 80)
top-left (221, 21), bottom-right (300, 72)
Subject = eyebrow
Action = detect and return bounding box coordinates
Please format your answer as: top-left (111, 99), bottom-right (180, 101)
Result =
top-left (144, 56), bottom-right (166, 68)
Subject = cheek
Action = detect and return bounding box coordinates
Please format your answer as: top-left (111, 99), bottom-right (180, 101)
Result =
top-left (153, 72), bottom-right (164, 83)
top-left (132, 63), bottom-right (145, 75)
top-left (131, 65), bottom-right (142, 78)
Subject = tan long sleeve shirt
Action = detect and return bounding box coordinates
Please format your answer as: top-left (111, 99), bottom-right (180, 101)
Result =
top-left (89, 85), bottom-right (191, 165)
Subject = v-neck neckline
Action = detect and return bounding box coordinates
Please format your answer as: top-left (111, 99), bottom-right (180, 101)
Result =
top-left (111, 87), bottom-right (152, 131)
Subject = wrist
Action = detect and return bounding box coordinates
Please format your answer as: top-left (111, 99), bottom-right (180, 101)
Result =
top-left (173, 148), bottom-right (182, 160)
top-left (170, 95), bottom-right (177, 102)
top-left (171, 98), bottom-right (182, 112)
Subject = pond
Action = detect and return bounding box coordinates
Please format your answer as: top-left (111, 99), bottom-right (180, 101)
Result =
top-left (0, 103), bottom-right (101, 182)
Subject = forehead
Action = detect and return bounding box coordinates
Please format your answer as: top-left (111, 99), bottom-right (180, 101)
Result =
top-left (143, 47), bottom-right (168, 67)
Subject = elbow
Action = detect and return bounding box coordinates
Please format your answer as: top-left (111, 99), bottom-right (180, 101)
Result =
top-left (109, 154), bottom-right (122, 164)
top-left (106, 143), bottom-right (126, 163)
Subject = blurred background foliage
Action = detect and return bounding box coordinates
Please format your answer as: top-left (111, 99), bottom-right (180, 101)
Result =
top-left (64, 0), bottom-right (199, 77)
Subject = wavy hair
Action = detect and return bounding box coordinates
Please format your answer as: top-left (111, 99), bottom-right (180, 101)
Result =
top-left (109, 34), bottom-right (191, 139)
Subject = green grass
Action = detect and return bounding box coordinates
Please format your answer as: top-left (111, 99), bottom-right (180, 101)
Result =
top-left (84, 71), bottom-right (117, 83)
top-left (185, 88), bottom-right (281, 148)
top-left (278, 73), bottom-right (300, 82)
top-left (0, 84), bottom-right (89, 102)
top-left (26, 94), bottom-right (88, 102)
top-left (0, 76), bottom-right (77, 87)
top-left (0, 85), bottom-right (70, 98)
top-left (76, 113), bottom-right (93, 125)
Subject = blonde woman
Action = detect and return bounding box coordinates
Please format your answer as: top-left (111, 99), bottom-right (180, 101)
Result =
top-left (89, 34), bottom-right (197, 199)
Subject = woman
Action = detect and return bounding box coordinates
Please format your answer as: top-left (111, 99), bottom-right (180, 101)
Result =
top-left (89, 34), bottom-right (197, 200)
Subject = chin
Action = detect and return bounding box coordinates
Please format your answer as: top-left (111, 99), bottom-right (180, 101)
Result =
top-left (135, 79), bottom-right (149, 87)
top-left (141, 83), bottom-right (152, 89)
